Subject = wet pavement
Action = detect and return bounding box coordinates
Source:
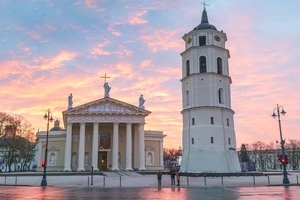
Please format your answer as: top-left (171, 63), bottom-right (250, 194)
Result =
top-left (1, 172), bottom-right (300, 199)
top-left (0, 185), bottom-right (299, 200)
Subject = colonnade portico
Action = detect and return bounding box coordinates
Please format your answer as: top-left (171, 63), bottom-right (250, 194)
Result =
top-left (36, 88), bottom-right (164, 173)
top-left (63, 121), bottom-right (145, 172)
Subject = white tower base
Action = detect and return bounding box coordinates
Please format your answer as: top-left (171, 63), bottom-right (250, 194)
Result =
top-left (180, 148), bottom-right (240, 173)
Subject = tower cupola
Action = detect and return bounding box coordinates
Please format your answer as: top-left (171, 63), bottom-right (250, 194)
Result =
top-left (194, 8), bottom-right (217, 31)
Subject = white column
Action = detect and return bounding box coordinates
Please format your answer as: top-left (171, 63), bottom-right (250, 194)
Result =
top-left (138, 123), bottom-right (146, 170)
top-left (37, 140), bottom-right (42, 167)
top-left (77, 123), bottom-right (85, 171)
top-left (92, 123), bottom-right (99, 172)
top-left (125, 123), bottom-right (132, 171)
top-left (63, 123), bottom-right (72, 171)
top-left (112, 123), bottom-right (119, 171)
top-left (159, 141), bottom-right (164, 167)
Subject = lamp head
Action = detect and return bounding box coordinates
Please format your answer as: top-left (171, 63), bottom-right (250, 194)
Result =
top-left (281, 109), bottom-right (286, 116)
top-left (43, 113), bottom-right (48, 120)
top-left (49, 113), bottom-right (54, 122)
top-left (49, 116), bottom-right (54, 122)
top-left (271, 113), bottom-right (277, 118)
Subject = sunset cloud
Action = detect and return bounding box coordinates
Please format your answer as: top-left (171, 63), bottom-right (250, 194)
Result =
top-left (128, 10), bottom-right (148, 25)
top-left (90, 42), bottom-right (111, 57)
top-left (1, 1), bottom-right (300, 149)
top-left (38, 51), bottom-right (78, 70)
top-left (140, 28), bottom-right (182, 53)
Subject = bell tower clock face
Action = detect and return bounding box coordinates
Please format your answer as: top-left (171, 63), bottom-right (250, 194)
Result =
top-left (214, 35), bottom-right (221, 42)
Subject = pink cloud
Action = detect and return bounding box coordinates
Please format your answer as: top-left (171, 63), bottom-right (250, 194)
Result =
top-left (90, 42), bottom-right (111, 57)
top-left (84, 0), bottom-right (97, 8)
top-left (128, 10), bottom-right (148, 25)
top-left (14, 26), bottom-right (42, 40)
top-left (107, 24), bottom-right (122, 36)
top-left (0, 60), bottom-right (25, 79)
top-left (140, 28), bottom-right (182, 53)
top-left (37, 51), bottom-right (78, 70)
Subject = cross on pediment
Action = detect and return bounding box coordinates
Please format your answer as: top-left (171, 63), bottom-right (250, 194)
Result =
top-left (101, 73), bottom-right (110, 83)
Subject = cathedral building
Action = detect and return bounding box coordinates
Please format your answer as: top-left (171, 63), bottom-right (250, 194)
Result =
top-left (36, 82), bottom-right (165, 172)
top-left (180, 6), bottom-right (241, 173)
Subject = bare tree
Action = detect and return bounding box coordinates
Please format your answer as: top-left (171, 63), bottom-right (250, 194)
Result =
top-left (286, 140), bottom-right (300, 170)
top-left (250, 141), bottom-right (268, 170)
top-left (0, 113), bottom-right (36, 172)
top-left (239, 139), bottom-right (300, 171)
top-left (0, 112), bottom-right (14, 137)
top-left (163, 148), bottom-right (181, 170)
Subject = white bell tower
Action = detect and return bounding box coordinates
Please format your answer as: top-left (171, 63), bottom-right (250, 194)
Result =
top-left (180, 5), bottom-right (241, 173)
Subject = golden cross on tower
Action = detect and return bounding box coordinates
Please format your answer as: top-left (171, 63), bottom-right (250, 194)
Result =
top-left (101, 73), bottom-right (110, 83)
top-left (201, 1), bottom-right (209, 9)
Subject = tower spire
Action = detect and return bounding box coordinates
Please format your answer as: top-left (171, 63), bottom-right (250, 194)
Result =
top-left (201, 1), bottom-right (209, 10)
top-left (201, 6), bottom-right (209, 24)
top-left (194, 1), bottom-right (217, 31)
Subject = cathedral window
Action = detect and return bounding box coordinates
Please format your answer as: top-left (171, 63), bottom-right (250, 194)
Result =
top-left (186, 60), bottom-right (190, 76)
top-left (185, 90), bottom-right (190, 106)
top-left (210, 117), bottom-right (214, 124)
top-left (227, 118), bottom-right (229, 126)
top-left (210, 137), bottom-right (214, 144)
top-left (199, 56), bottom-right (207, 73)
top-left (199, 36), bottom-right (206, 46)
top-left (192, 118), bottom-right (195, 125)
top-left (192, 138), bottom-right (194, 144)
top-left (217, 57), bottom-right (223, 74)
top-left (218, 88), bottom-right (224, 104)
top-left (228, 138), bottom-right (231, 145)
top-left (100, 132), bottom-right (111, 149)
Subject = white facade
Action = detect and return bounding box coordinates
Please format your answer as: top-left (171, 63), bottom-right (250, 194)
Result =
top-left (36, 94), bottom-right (165, 172)
top-left (180, 8), bottom-right (241, 173)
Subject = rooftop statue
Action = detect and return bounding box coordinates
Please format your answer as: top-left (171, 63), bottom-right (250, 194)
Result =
top-left (139, 94), bottom-right (145, 109)
top-left (68, 93), bottom-right (73, 109)
top-left (104, 82), bottom-right (111, 98)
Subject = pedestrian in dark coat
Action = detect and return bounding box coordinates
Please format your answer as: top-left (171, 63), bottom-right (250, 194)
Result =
top-left (176, 170), bottom-right (180, 186)
top-left (170, 169), bottom-right (176, 185)
top-left (157, 171), bottom-right (162, 188)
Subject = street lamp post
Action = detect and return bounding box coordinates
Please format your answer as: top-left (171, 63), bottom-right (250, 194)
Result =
top-left (272, 104), bottom-right (290, 185)
top-left (41, 109), bottom-right (53, 187)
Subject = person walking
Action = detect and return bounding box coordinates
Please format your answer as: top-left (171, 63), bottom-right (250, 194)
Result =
top-left (176, 170), bottom-right (180, 186)
top-left (170, 169), bottom-right (176, 185)
top-left (157, 171), bottom-right (162, 188)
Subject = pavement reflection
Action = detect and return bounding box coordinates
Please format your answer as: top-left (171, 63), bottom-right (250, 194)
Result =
top-left (0, 186), bottom-right (300, 200)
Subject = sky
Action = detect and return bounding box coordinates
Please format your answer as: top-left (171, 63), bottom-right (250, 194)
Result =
top-left (1, 0), bottom-right (300, 149)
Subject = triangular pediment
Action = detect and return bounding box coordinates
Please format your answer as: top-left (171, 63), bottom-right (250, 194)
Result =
top-left (63, 97), bottom-right (151, 116)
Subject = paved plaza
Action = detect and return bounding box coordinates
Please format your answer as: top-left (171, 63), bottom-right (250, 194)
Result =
top-left (0, 171), bottom-right (300, 188)
top-left (1, 172), bottom-right (300, 199)
top-left (1, 186), bottom-right (299, 200)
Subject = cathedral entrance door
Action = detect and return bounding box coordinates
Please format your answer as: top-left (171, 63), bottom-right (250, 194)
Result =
top-left (98, 152), bottom-right (107, 171)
